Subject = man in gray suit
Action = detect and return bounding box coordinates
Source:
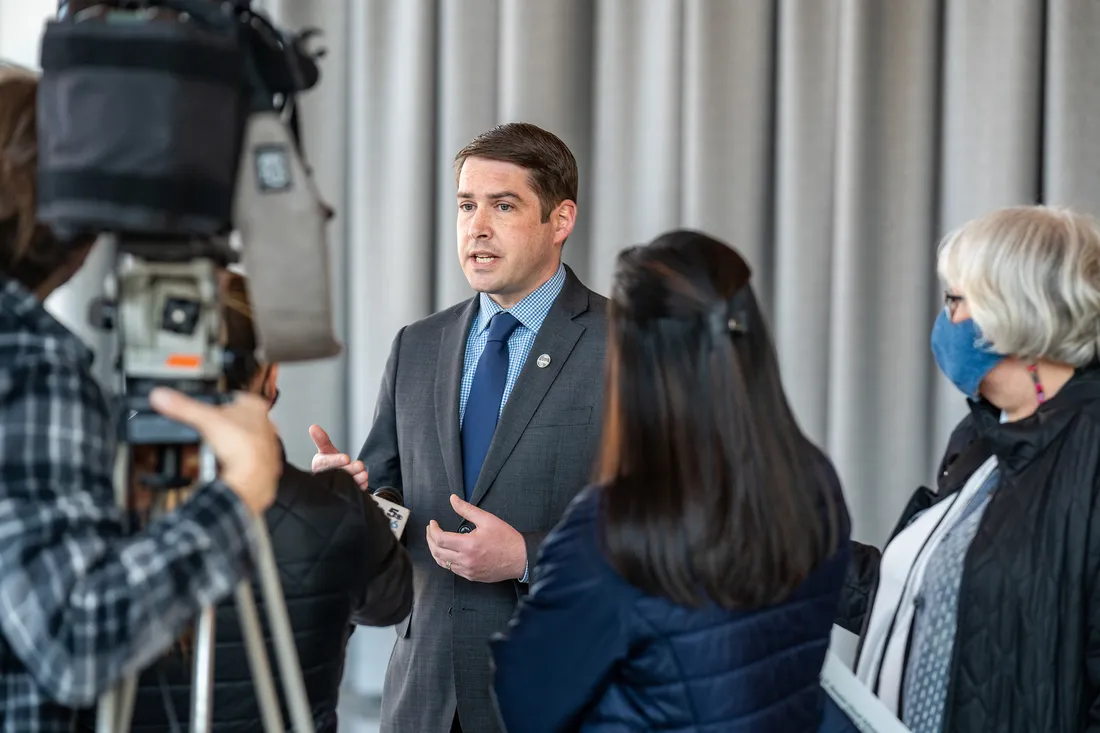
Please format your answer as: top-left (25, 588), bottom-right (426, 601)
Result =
top-left (310, 122), bottom-right (607, 732)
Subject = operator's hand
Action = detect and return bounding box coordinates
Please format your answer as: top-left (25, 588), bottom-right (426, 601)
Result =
top-left (149, 387), bottom-right (281, 516)
top-left (426, 495), bottom-right (527, 584)
top-left (309, 425), bottom-right (369, 490)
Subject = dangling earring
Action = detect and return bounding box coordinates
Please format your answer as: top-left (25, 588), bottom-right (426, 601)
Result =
top-left (1027, 363), bottom-right (1046, 404)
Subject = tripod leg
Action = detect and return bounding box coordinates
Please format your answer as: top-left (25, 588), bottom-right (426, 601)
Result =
top-left (251, 518), bottom-right (316, 733)
top-left (235, 579), bottom-right (286, 732)
top-left (189, 606), bottom-right (217, 733)
top-left (96, 439), bottom-right (133, 733)
top-left (95, 687), bottom-right (118, 733)
top-left (114, 673), bottom-right (138, 733)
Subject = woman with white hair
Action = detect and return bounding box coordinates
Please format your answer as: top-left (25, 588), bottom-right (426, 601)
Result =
top-left (836, 205), bottom-right (1100, 733)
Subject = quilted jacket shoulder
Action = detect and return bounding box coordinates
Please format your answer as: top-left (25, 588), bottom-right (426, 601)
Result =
top-left (492, 447), bottom-right (852, 733)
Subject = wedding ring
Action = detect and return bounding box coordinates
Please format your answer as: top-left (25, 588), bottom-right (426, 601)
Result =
top-left (445, 560), bottom-right (452, 571)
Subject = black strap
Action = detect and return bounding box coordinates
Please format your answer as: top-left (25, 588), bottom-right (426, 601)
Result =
top-left (38, 170), bottom-right (233, 225)
top-left (40, 30), bottom-right (242, 85)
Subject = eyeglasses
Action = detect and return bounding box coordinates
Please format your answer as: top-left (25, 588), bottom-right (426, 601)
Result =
top-left (943, 291), bottom-right (965, 317)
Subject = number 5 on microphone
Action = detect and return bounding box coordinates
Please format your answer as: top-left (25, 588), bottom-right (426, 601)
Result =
top-left (371, 493), bottom-right (410, 538)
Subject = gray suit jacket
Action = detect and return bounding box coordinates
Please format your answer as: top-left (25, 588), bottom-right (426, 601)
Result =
top-left (358, 266), bottom-right (607, 733)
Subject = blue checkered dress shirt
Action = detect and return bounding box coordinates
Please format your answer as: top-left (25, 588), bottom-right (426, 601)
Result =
top-left (458, 264), bottom-right (566, 583)
top-left (459, 264), bottom-right (566, 423)
top-left (0, 277), bottom-right (256, 733)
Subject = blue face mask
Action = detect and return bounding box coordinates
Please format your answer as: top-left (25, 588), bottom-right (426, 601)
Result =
top-left (930, 311), bottom-right (1006, 399)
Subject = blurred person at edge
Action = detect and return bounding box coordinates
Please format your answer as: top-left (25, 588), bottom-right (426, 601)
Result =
top-left (490, 230), bottom-right (858, 733)
top-left (0, 68), bottom-right (282, 732)
top-left (837, 205), bottom-right (1100, 733)
top-left (73, 273), bottom-right (413, 733)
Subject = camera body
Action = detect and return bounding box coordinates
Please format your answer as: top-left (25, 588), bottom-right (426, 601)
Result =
top-left (34, 10), bottom-right (339, 729)
top-left (39, 1), bottom-right (321, 242)
top-left (36, 1), bottom-right (338, 483)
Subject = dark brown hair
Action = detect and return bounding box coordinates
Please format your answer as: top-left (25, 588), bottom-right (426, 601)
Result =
top-left (453, 122), bottom-right (578, 222)
top-left (0, 68), bottom-right (87, 291)
top-left (597, 230), bottom-right (842, 609)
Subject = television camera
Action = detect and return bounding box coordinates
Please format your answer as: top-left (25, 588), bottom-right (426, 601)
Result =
top-left (35, 1), bottom-right (341, 731)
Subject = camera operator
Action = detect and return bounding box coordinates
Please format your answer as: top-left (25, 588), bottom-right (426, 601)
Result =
top-left (0, 65), bottom-right (281, 733)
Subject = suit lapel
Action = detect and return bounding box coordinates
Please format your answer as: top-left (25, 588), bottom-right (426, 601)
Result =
top-left (470, 268), bottom-right (591, 506)
top-left (436, 299), bottom-right (478, 499)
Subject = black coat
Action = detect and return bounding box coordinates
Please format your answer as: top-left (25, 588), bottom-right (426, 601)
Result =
top-left (81, 452), bottom-right (413, 733)
top-left (837, 366), bottom-right (1100, 733)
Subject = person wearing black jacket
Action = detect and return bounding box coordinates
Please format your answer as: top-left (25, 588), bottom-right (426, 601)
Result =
top-left (82, 272), bottom-right (413, 733)
top-left (837, 205), bottom-right (1100, 733)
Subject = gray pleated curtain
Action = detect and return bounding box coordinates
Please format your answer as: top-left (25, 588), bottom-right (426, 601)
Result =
top-left (258, 0), bottom-right (1100, 546)
top-left (4, 0), bottom-right (1096, 704)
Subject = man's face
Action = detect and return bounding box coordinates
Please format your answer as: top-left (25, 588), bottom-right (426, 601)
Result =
top-left (456, 157), bottom-right (575, 308)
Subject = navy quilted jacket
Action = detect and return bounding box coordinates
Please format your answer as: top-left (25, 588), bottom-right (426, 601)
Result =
top-left (491, 464), bottom-right (851, 733)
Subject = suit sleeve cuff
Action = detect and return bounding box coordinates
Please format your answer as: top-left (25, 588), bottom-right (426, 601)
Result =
top-left (519, 531), bottom-right (547, 585)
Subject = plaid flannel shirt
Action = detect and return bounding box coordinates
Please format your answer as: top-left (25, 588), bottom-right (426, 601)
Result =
top-left (0, 277), bottom-right (256, 732)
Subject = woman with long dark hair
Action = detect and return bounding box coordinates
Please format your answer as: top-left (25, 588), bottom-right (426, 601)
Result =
top-left (490, 230), bottom-right (853, 732)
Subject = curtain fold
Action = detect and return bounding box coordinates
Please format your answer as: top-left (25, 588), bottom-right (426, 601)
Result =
top-left (681, 0), bottom-right (776, 307)
top-left (1044, 0), bottom-right (1100, 215)
top-left (771, 0), bottom-right (841, 447)
top-left (826, 0), bottom-right (943, 537)
top-left (590, 0), bottom-right (686, 287)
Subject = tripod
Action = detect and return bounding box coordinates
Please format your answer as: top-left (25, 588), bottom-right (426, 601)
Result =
top-left (92, 236), bottom-right (316, 733)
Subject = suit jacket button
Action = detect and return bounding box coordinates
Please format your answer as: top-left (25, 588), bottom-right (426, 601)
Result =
top-left (458, 523), bottom-right (474, 534)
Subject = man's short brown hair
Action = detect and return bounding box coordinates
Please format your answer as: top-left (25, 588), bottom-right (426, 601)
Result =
top-left (0, 67), bottom-right (76, 291)
top-left (453, 122), bottom-right (578, 222)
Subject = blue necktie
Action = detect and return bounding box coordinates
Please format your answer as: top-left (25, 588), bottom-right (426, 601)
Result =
top-left (461, 312), bottom-right (520, 499)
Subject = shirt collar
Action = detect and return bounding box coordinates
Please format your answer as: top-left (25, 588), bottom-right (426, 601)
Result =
top-left (476, 264), bottom-right (566, 334)
top-left (0, 275), bottom-right (94, 364)
top-left (0, 276), bottom-right (45, 320)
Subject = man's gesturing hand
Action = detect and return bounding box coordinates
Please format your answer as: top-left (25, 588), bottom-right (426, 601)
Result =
top-left (309, 424), bottom-right (368, 490)
top-left (149, 387), bottom-right (280, 516)
top-left (426, 495), bottom-right (527, 584)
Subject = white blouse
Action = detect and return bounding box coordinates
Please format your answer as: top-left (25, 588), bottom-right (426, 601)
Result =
top-left (854, 455), bottom-right (999, 716)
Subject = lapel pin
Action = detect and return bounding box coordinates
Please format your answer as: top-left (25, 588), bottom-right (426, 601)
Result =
top-left (536, 353), bottom-right (551, 368)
